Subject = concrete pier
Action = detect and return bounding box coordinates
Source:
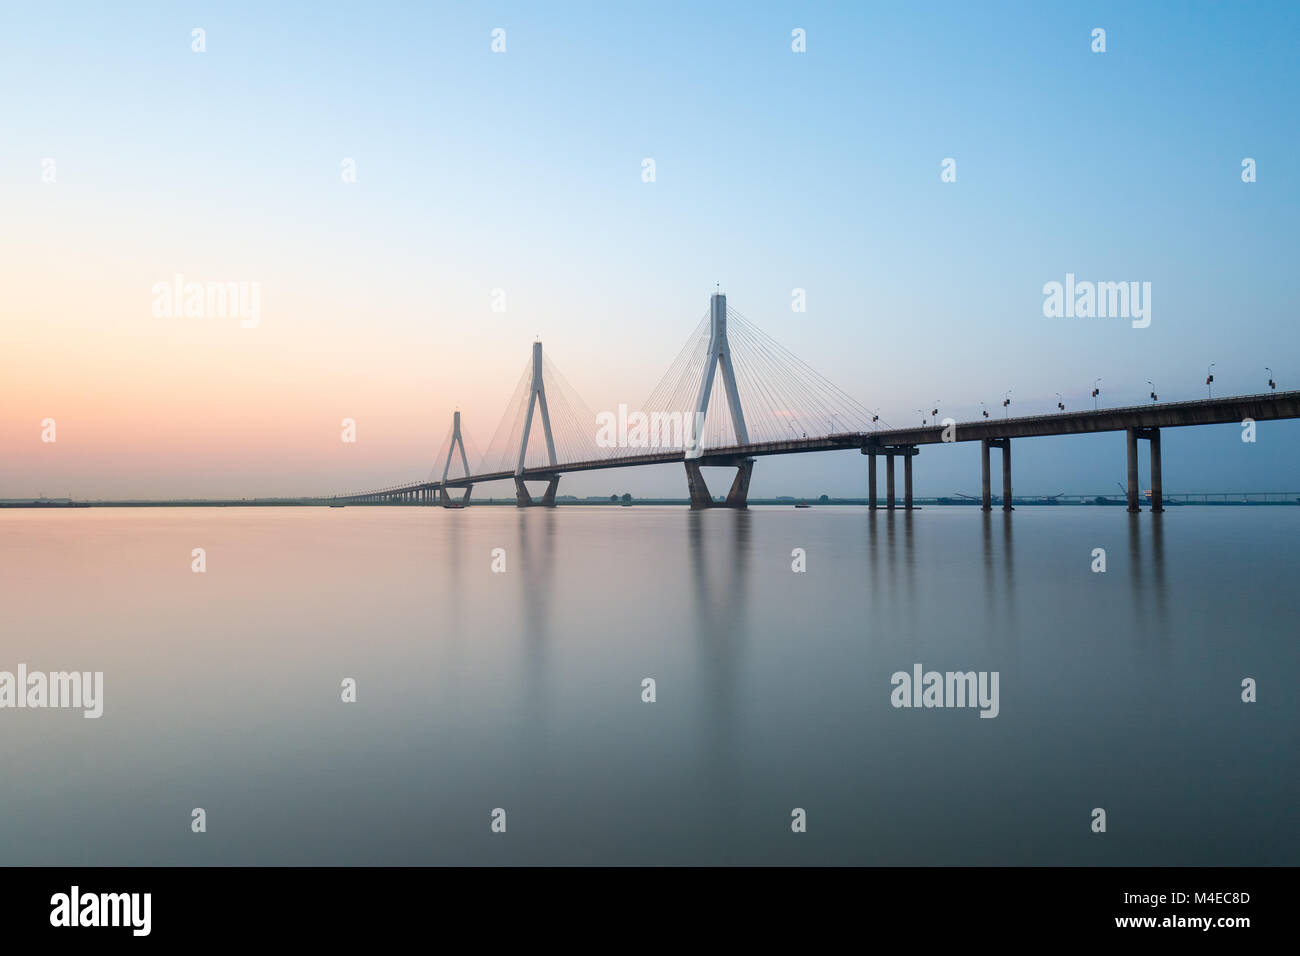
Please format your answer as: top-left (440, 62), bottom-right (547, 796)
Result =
top-left (1126, 427), bottom-right (1164, 513)
top-left (981, 439), bottom-right (991, 511)
top-left (904, 448), bottom-right (914, 510)
top-left (1126, 428), bottom-right (1141, 512)
top-left (886, 451), bottom-right (896, 510)
top-left (863, 443), bottom-right (918, 511)
top-left (1149, 428), bottom-right (1163, 513)
top-left (514, 476), bottom-right (559, 507)
top-left (440, 485), bottom-right (472, 508)
top-left (981, 438), bottom-right (1011, 510)
top-left (684, 457), bottom-right (753, 509)
top-left (867, 450), bottom-right (878, 510)
top-left (1001, 438), bottom-right (1013, 512)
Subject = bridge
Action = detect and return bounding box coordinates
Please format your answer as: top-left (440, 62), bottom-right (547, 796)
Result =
top-left (332, 292), bottom-right (1300, 513)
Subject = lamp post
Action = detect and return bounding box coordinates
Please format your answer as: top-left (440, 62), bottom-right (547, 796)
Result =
top-left (1002, 390), bottom-right (1012, 419)
top-left (1267, 367), bottom-right (1276, 391)
top-left (1206, 363), bottom-right (1215, 398)
top-left (1091, 378), bottom-right (1101, 410)
top-left (1055, 392), bottom-right (1065, 411)
top-left (1147, 381), bottom-right (1158, 403)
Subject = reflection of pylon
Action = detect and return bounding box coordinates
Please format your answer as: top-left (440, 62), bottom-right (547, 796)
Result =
top-left (439, 410), bottom-right (472, 508)
top-left (514, 341), bottom-right (560, 507)
top-left (686, 292), bottom-right (748, 459)
top-left (684, 291), bottom-right (752, 509)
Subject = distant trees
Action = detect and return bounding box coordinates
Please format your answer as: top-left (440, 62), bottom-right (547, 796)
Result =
top-left (610, 494), bottom-right (618, 502)
top-left (621, 493), bottom-right (632, 504)
top-left (818, 494), bottom-right (830, 503)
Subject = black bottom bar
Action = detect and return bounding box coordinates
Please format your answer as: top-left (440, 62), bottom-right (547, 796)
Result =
top-left (1, 866), bottom-right (1281, 942)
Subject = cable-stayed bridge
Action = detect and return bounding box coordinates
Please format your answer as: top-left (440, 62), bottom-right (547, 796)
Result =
top-left (333, 292), bottom-right (1300, 512)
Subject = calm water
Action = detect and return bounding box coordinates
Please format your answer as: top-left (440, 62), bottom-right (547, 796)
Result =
top-left (1, 505), bottom-right (1296, 865)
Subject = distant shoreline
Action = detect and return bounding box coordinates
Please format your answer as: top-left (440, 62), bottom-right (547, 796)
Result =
top-left (4, 496), bottom-right (1298, 509)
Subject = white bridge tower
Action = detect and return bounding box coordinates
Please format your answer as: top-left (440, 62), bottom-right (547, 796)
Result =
top-left (438, 410), bottom-right (473, 507)
top-left (514, 340), bottom-right (560, 507)
top-left (683, 291), bottom-right (754, 508)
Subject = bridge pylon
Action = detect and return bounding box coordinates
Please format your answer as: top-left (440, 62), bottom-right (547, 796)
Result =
top-left (683, 292), bottom-right (752, 508)
top-left (439, 410), bottom-right (473, 508)
top-left (515, 341), bottom-right (561, 507)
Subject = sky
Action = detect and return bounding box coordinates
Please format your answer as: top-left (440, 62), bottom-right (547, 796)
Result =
top-left (2, 0), bottom-right (1298, 499)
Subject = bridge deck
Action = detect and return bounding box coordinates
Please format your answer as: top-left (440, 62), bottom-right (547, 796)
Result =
top-left (337, 390), bottom-right (1300, 500)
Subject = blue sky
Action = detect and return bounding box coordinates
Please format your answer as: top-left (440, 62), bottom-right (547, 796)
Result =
top-left (2, 1), bottom-right (1297, 497)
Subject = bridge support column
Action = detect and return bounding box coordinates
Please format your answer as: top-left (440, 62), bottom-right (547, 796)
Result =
top-left (1149, 428), bottom-right (1163, 513)
top-left (1002, 438), bottom-right (1013, 512)
top-left (981, 440), bottom-right (992, 511)
top-left (982, 439), bottom-right (1011, 510)
top-left (864, 443), bottom-right (917, 511)
top-left (440, 486), bottom-right (472, 508)
top-left (904, 448), bottom-right (914, 510)
top-left (684, 458), bottom-right (753, 509)
top-left (867, 451), bottom-right (878, 510)
top-left (685, 461), bottom-right (713, 509)
top-left (725, 458), bottom-right (754, 507)
top-left (515, 476), bottom-right (559, 508)
top-left (1127, 427), bottom-right (1163, 514)
top-left (1126, 428), bottom-right (1141, 512)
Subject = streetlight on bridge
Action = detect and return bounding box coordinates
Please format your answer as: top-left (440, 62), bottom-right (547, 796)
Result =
top-left (1092, 378), bottom-right (1101, 409)
top-left (1002, 390), bottom-right (1012, 418)
top-left (1267, 367), bottom-right (1276, 391)
top-left (1148, 381), bottom-right (1158, 402)
top-left (1055, 393), bottom-right (1065, 411)
top-left (1206, 363), bottom-right (1215, 398)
